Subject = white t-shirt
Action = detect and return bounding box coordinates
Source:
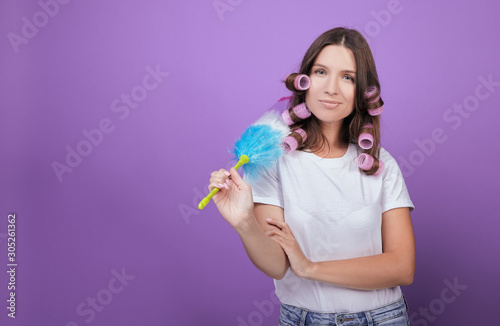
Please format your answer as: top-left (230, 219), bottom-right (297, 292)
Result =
top-left (243, 142), bottom-right (415, 313)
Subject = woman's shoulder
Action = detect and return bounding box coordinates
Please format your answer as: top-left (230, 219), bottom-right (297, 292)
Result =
top-left (379, 146), bottom-right (396, 162)
top-left (379, 146), bottom-right (406, 178)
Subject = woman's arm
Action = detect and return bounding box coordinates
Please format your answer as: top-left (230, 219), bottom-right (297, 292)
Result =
top-left (235, 204), bottom-right (290, 280)
top-left (209, 168), bottom-right (289, 280)
top-left (266, 207), bottom-right (415, 290)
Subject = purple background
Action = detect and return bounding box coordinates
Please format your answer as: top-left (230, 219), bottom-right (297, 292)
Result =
top-left (1, 1), bottom-right (499, 325)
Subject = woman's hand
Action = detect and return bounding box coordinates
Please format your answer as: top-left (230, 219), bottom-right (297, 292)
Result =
top-left (209, 167), bottom-right (254, 229)
top-left (265, 219), bottom-right (314, 279)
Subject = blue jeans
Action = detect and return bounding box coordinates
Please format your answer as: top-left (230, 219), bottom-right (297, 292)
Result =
top-left (279, 295), bottom-right (410, 326)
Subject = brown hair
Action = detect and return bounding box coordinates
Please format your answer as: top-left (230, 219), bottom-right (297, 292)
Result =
top-left (284, 27), bottom-right (384, 175)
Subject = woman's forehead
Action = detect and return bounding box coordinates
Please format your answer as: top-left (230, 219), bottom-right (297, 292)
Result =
top-left (314, 45), bottom-right (356, 71)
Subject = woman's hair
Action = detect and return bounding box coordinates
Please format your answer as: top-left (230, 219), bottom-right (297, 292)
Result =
top-left (284, 27), bottom-right (384, 175)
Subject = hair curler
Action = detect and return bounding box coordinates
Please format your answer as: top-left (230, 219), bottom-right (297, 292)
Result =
top-left (285, 73), bottom-right (311, 91)
top-left (281, 103), bottom-right (311, 126)
top-left (358, 123), bottom-right (374, 149)
top-left (356, 153), bottom-right (384, 175)
top-left (356, 153), bottom-right (374, 171)
top-left (368, 106), bottom-right (384, 116)
top-left (294, 74), bottom-right (311, 90)
top-left (373, 160), bottom-right (384, 176)
top-left (283, 128), bottom-right (307, 153)
top-left (364, 86), bottom-right (377, 99)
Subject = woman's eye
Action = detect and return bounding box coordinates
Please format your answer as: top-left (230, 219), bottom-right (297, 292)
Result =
top-left (344, 75), bottom-right (355, 82)
top-left (314, 69), bottom-right (326, 75)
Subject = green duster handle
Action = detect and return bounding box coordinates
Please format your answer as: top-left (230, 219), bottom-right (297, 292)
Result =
top-left (198, 155), bottom-right (249, 210)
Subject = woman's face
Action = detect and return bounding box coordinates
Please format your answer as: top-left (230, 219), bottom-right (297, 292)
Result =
top-left (305, 45), bottom-right (356, 128)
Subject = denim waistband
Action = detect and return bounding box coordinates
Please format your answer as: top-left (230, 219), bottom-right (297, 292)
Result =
top-left (279, 294), bottom-right (409, 326)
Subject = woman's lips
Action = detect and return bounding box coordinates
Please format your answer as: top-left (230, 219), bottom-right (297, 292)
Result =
top-left (319, 100), bottom-right (341, 109)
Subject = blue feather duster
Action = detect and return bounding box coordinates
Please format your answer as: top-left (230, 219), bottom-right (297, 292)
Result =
top-left (229, 110), bottom-right (290, 183)
top-left (198, 99), bottom-right (291, 210)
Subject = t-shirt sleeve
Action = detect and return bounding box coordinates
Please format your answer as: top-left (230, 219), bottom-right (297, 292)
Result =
top-left (380, 148), bottom-right (415, 213)
top-left (242, 161), bottom-right (284, 208)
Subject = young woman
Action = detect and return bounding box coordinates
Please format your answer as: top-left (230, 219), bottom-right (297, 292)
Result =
top-left (208, 27), bottom-right (415, 326)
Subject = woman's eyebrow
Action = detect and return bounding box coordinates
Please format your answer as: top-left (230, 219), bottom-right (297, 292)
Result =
top-left (312, 63), bottom-right (356, 74)
top-left (343, 70), bottom-right (356, 74)
top-left (312, 63), bottom-right (329, 69)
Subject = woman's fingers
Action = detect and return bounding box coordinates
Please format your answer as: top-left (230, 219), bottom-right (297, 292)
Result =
top-left (265, 229), bottom-right (280, 237)
top-left (265, 219), bottom-right (285, 229)
top-left (266, 230), bottom-right (284, 246)
top-left (266, 225), bottom-right (286, 234)
top-left (209, 181), bottom-right (228, 192)
top-left (228, 167), bottom-right (246, 188)
top-left (208, 169), bottom-right (232, 191)
top-left (219, 182), bottom-right (229, 190)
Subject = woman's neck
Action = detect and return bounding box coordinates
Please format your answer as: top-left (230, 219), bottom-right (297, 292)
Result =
top-left (313, 142), bottom-right (349, 158)
top-left (314, 122), bottom-right (349, 158)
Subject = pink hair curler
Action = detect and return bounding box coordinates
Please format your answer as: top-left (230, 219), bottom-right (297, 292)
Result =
top-left (368, 106), bottom-right (384, 116)
top-left (362, 123), bottom-right (374, 129)
top-left (373, 160), bottom-right (384, 176)
top-left (364, 86), bottom-right (377, 98)
top-left (282, 109), bottom-right (293, 126)
top-left (293, 102), bottom-right (311, 119)
top-left (281, 103), bottom-right (311, 126)
top-left (283, 128), bottom-right (307, 153)
top-left (294, 74), bottom-right (311, 91)
top-left (358, 123), bottom-right (374, 149)
top-left (356, 153), bottom-right (374, 170)
top-left (283, 136), bottom-right (298, 153)
top-left (368, 95), bottom-right (380, 104)
top-left (357, 154), bottom-right (385, 176)
top-left (295, 128), bottom-right (307, 141)
top-left (358, 132), bottom-right (374, 150)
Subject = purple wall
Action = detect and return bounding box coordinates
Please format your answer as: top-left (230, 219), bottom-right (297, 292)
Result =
top-left (1, 1), bottom-right (499, 325)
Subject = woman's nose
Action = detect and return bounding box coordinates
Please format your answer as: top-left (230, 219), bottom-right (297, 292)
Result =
top-left (325, 76), bottom-right (338, 95)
